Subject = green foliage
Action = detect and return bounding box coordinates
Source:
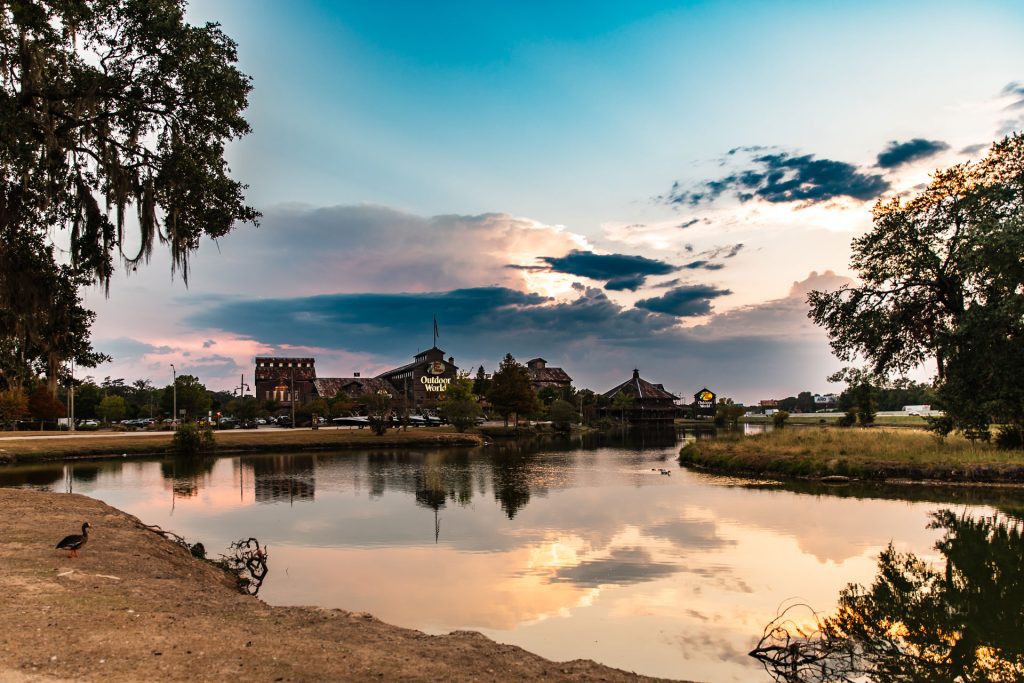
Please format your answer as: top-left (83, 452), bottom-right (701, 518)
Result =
top-left (440, 377), bottom-right (482, 432)
top-left (547, 399), bottom-right (579, 432)
top-left (486, 354), bottom-right (538, 428)
top-left (771, 410), bottom-right (789, 428)
top-left (1, 0), bottom-right (256, 397)
top-left (472, 365), bottom-right (491, 397)
top-left (716, 398), bottom-right (745, 426)
top-left (160, 374), bottom-right (212, 420)
top-left (995, 425), bottom-right (1024, 450)
top-left (611, 391), bottom-right (634, 423)
top-left (810, 135), bottom-right (1024, 439)
top-left (171, 423), bottom-right (216, 457)
top-left (97, 395), bottom-right (126, 423)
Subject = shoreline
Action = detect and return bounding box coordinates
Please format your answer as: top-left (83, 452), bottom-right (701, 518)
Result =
top-left (0, 428), bottom-right (484, 465)
top-left (0, 488), bottom-right (685, 682)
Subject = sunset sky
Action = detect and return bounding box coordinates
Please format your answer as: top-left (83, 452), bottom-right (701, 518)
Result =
top-left (85, 0), bottom-right (1024, 401)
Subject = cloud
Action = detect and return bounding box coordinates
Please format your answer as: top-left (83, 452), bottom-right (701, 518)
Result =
top-left (95, 336), bottom-right (174, 363)
top-left (875, 138), bottom-right (950, 169)
top-left (634, 285), bottom-right (732, 317)
top-left (525, 249), bottom-right (678, 291)
top-left (690, 270), bottom-right (852, 339)
top-left (202, 339), bottom-right (217, 349)
top-left (550, 547), bottom-right (678, 587)
top-left (664, 150), bottom-right (890, 206)
top-left (678, 218), bottom-right (700, 229)
top-left (682, 261), bottom-right (724, 271)
top-left (998, 81), bottom-right (1024, 136)
top-left (959, 143), bottom-right (989, 156)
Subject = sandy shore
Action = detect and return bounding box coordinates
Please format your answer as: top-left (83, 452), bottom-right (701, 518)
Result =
top-left (0, 488), bottom-right (687, 682)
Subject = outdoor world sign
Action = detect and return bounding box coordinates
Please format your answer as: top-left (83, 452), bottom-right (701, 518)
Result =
top-left (421, 376), bottom-right (451, 392)
top-left (695, 388), bottom-right (716, 413)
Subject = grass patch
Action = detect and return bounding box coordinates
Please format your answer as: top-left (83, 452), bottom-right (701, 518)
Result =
top-left (0, 427), bottom-right (482, 464)
top-left (679, 427), bottom-right (1024, 482)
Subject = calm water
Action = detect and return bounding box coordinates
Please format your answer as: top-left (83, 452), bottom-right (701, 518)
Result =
top-left (3, 430), bottom-right (1019, 682)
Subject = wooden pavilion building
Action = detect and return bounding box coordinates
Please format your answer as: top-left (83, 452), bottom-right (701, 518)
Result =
top-left (601, 369), bottom-right (680, 423)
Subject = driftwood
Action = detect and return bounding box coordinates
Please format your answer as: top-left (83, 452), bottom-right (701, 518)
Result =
top-left (219, 537), bottom-right (269, 596)
top-left (748, 602), bottom-right (861, 683)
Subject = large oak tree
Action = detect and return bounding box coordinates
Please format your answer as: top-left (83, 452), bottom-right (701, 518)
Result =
top-left (809, 135), bottom-right (1024, 439)
top-left (0, 0), bottom-right (257, 393)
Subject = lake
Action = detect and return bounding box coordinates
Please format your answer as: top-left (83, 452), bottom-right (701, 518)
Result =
top-left (2, 429), bottom-right (1019, 682)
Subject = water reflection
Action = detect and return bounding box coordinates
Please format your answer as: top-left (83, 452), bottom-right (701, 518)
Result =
top-left (753, 510), bottom-right (1024, 682)
top-left (2, 431), bottom-right (1023, 682)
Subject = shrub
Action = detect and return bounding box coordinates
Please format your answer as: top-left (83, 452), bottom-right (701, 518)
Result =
top-left (548, 399), bottom-right (580, 433)
top-left (772, 411), bottom-right (790, 428)
top-left (995, 425), bottom-right (1024, 450)
top-left (171, 423), bottom-right (216, 457)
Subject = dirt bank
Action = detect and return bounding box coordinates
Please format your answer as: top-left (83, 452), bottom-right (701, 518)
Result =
top-left (0, 429), bottom-right (483, 464)
top-left (0, 489), bottom-right (686, 682)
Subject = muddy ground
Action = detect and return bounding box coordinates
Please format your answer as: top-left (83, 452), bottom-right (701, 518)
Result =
top-left (0, 489), bottom-right (688, 682)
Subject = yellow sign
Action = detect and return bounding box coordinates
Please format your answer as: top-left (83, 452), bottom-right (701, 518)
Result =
top-left (420, 376), bottom-right (451, 392)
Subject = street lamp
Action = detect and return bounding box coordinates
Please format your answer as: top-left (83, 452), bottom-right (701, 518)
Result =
top-left (170, 364), bottom-right (177, 429)
top-left (233, 373), bottom-right (250, 426)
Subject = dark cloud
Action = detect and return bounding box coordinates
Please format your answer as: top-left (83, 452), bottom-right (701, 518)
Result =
top-left (664, 151), bottom-right (890, 206)
top-left (202, 339), bottom-right (217, 349)
top-left (682, 260), bottom-right (724, 271)
top-left (875, 138), bottom-right (950, 169)
top-left (634, 285), bottom-right (731, 317)
top-left (529, 250), bottom-right (677, 290)
top-left (604, 275), bottom-right (647, 291)
top-left (678, 218), bottom-right (700, 229)
top-left (1003, 81), bottom-right (1024, 109)
top-left (551, 547), bottom-right (678, 587)
top-left (96, 336), bottom-right (173, 362)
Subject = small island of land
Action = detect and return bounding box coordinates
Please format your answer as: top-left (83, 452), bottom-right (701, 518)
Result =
top-left (0, 488), bottom-right (685, 683)
top-left (678, 427), bottom-right (1024, 483)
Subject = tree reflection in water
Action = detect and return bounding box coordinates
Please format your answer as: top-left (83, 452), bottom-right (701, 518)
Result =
top-left (752, 509), bottom-right (1024, 682)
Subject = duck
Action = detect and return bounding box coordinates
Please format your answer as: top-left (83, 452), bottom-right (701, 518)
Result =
top-left (56, 522), bottom-right (90, 558)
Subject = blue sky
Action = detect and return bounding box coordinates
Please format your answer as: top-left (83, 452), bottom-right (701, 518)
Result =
top-left (85, 1), bottom-right (1024, 400)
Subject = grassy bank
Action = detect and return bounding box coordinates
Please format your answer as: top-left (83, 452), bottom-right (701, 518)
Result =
top-left (0, 428), bottom-right (483, 464)
top-left (740, 413), bottom-right (931, 427)
top-left (678, 427), bottom-right (1024, 482)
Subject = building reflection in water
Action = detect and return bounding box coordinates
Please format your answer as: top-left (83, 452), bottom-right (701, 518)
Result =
top-left (247, 455), bottom-right (317, 504)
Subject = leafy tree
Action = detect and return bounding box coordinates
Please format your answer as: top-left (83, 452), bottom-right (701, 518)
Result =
top-left (97, 395), bottom-right (126, 423)
top-left (487, 354), bottom-right (538, 428)
top-left (547, 399), bottom-right (579, 432)
top-left (809, 135), bottom-right (1024, 439)
top-left (0, 386), bottom-right (28, 429)
top-left (0, 0), bottom-right (257, 395)
top-left (73, 379), bottom-right (102, 420)
top-left (715, 398), bottom-right (746, 426)
top-left (611, 391), bottom-right (634, 423)
top-left (439, 376), bottom-right (482, 432)
top-left (160, 374), bottom-right (211, 420)
top-left (472, 365), bottom-right (491, 397)
top-left (28, 385), bottom-right (64, 428)
top-left (771, 410), bottom-right (790, 428)
top-left (363, 391), bottom-right (393, 436)
top-left (537, 385), bottom-right (560, 406)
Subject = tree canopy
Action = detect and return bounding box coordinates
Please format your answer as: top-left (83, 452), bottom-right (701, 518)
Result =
top-left (1, 0), bottom-right (257, 393)
top-left (486, 353), bottom-right (538, 428)
top-left (809, 135), bottom-right (1024, 438)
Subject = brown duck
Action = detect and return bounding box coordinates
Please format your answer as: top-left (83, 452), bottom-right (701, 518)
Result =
top-left (56, 522), bottom-right (90, 558)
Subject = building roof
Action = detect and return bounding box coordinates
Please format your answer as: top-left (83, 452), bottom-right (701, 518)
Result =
top-left (526, 365), bottom-right (572, 385)
top-left (602, 369), bottom-right (678, 401)
top-left (313, 377), bottom-right (396, 399)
